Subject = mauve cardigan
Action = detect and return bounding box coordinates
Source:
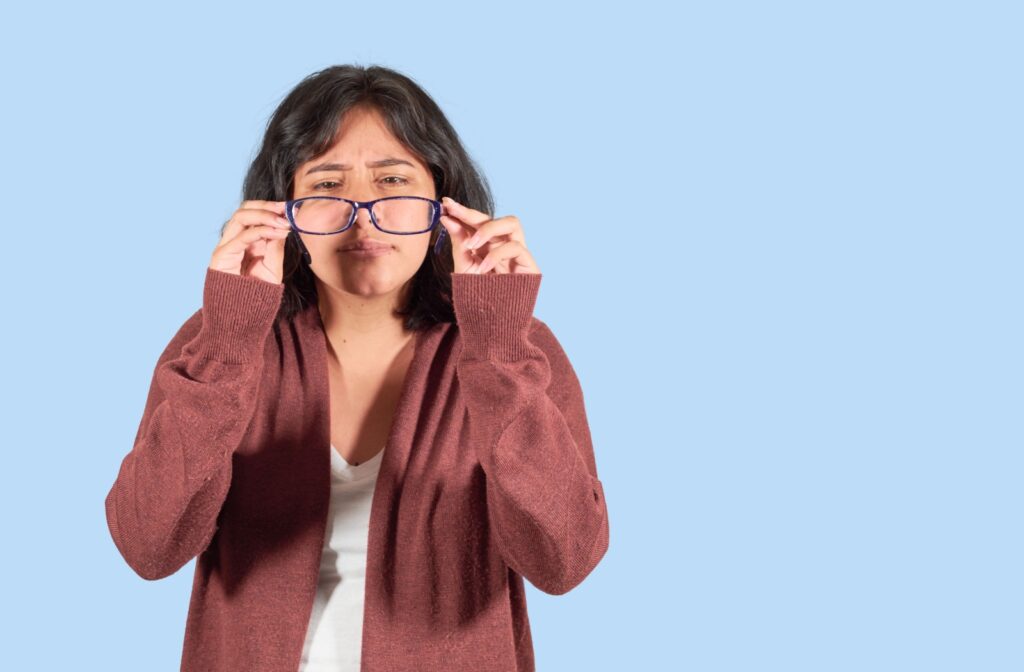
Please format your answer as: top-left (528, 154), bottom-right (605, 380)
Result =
top-left (104, 267), bottom-right (610, 671)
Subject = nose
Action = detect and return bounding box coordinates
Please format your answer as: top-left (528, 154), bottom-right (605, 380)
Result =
top-left (350, 200), bottom-right (377, 230)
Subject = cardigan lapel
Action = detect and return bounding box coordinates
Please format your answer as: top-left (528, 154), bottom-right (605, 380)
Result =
top-left (291, 301), bottom-right (455, 668)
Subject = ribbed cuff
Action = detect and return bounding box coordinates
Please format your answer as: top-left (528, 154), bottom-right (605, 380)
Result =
top-left (189, 268), bottom-right (285, 363)
top-left (451, 272), bottom-right (542, 361)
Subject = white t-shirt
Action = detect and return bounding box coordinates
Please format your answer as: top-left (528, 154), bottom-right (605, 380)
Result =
top-left (297, 443), bottom-right (385, 671)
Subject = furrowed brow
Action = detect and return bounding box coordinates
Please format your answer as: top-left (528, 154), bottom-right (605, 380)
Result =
top-left (304, 157), bottom-right (416, 175)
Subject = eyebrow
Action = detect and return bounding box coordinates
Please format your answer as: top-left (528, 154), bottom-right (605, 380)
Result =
top-left (303, 157), bottom-right (416, 175)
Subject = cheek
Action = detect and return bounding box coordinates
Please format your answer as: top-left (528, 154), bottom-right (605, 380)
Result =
top-left (395, 234), bottom-right (431, 259)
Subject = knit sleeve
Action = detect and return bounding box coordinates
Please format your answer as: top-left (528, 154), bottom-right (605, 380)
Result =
top-left (104, 268), bottom-right (284, 580)
top-left (451, 272), bottom-right (610, 595)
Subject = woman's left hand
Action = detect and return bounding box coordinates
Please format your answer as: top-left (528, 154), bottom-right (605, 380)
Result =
top-left (439, 196), bottom-right (541, 275)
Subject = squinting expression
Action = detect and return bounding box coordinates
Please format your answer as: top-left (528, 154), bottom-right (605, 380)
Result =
top-left (291, 104), bottom-right (438, 298)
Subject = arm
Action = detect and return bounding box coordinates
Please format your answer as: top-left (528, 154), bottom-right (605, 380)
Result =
top-left (451, 272), bottom-right (610, 595)
top-left (104, 268), bottom-right (284, 580)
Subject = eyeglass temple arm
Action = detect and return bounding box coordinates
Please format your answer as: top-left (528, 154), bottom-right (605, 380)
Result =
top-left (433, 218), bottom-right (447, 256)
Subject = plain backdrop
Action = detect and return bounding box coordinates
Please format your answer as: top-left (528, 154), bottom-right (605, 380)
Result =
top-left (1, 1), bottom-right (1020, 670)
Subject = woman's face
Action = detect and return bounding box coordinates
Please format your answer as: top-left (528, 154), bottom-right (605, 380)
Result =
top-left (290, 105), bottom-right (437, 299)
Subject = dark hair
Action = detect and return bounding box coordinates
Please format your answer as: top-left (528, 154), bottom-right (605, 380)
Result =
top-left (234, 64), bottom-right (495, 331)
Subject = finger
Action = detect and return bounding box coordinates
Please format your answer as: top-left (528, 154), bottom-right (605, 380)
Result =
top-left (219, 223), bottom-right (290, 254)
top-left (438, 207), bottom-right (480, 241)
top-left (452, 236), bottom-right (508, 275)
top-left (439, 213), bottom-right (475, 243)
top-left (441, 197), bottom-right (491, 227)
top-left (221, 208), bottom-right (291, 241)
top-left (476, 239), bottom-right (522, 274)
top-left (258, 227), bottom-right (288, 277)
top-left (464, 215), bottom-right (525, 252)
top-left (242, 200), bottom-right (287, 214)
top-left (479, 241), bottom-right (540, 274)
top-left (440, 214), bottom-right (486, 271)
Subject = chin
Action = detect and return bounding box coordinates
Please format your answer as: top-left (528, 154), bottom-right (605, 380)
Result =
top-left (327, 267), bottom-right (415, 295)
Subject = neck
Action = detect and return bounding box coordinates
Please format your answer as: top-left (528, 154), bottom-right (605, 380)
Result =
top-left (316, 281), bottom-right (412, 362)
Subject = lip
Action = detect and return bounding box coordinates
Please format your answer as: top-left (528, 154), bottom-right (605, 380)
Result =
top-left (341, 240), bottom-right (392, 252)
top-left (343, 247), bottom-right (392, 258)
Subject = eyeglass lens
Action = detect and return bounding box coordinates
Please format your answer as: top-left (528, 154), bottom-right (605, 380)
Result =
top-left (292, 198), bottom-right (434, 234)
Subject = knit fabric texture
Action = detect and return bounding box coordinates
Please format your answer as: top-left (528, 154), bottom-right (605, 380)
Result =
top-left (105, 267), bottom-right (610, 671)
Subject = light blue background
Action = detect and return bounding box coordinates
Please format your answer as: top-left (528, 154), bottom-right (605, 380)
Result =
top-left (1, 1), bottom-right (1020, 670)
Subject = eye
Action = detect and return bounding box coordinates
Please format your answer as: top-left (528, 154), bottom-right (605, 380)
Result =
top-left (312, 176), bottom-right (409, 190)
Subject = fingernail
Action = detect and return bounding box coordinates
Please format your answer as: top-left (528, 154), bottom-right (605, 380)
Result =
top-left (277, 217), bottom-right (289, 227)
top-left (466, 234), bottom-right (480, 249)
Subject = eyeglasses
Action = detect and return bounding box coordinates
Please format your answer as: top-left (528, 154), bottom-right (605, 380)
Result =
top-left (285, 196), bottom-right (448, 257)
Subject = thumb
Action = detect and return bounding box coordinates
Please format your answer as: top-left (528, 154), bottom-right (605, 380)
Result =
top-left (263, 232), bottom-right (287, 282)
top-left (440, 214), bottom-right (461, 240)
top-left (440, 214), bottom-right (478, 272)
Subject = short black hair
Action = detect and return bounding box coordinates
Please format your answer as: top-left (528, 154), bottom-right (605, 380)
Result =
top-left (236, 63), bottom-right (495, 330)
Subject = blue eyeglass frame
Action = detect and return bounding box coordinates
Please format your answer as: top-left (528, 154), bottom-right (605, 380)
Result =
top-left (284, 195), bottom-right (448, 262)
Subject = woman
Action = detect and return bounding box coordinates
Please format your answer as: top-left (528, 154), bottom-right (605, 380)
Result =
top-left (104, 64), bottom-right (609, 672)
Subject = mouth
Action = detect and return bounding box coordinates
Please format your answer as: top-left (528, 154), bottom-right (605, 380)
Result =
top-left (341, 240), bottom-right (393, 252)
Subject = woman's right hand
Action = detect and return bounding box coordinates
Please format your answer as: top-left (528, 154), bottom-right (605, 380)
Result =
top-left (209, 200), bottom-right (292, 285)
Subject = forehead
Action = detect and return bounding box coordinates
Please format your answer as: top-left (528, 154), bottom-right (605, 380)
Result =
top-left (303, 106), bottom-right (421, 169)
